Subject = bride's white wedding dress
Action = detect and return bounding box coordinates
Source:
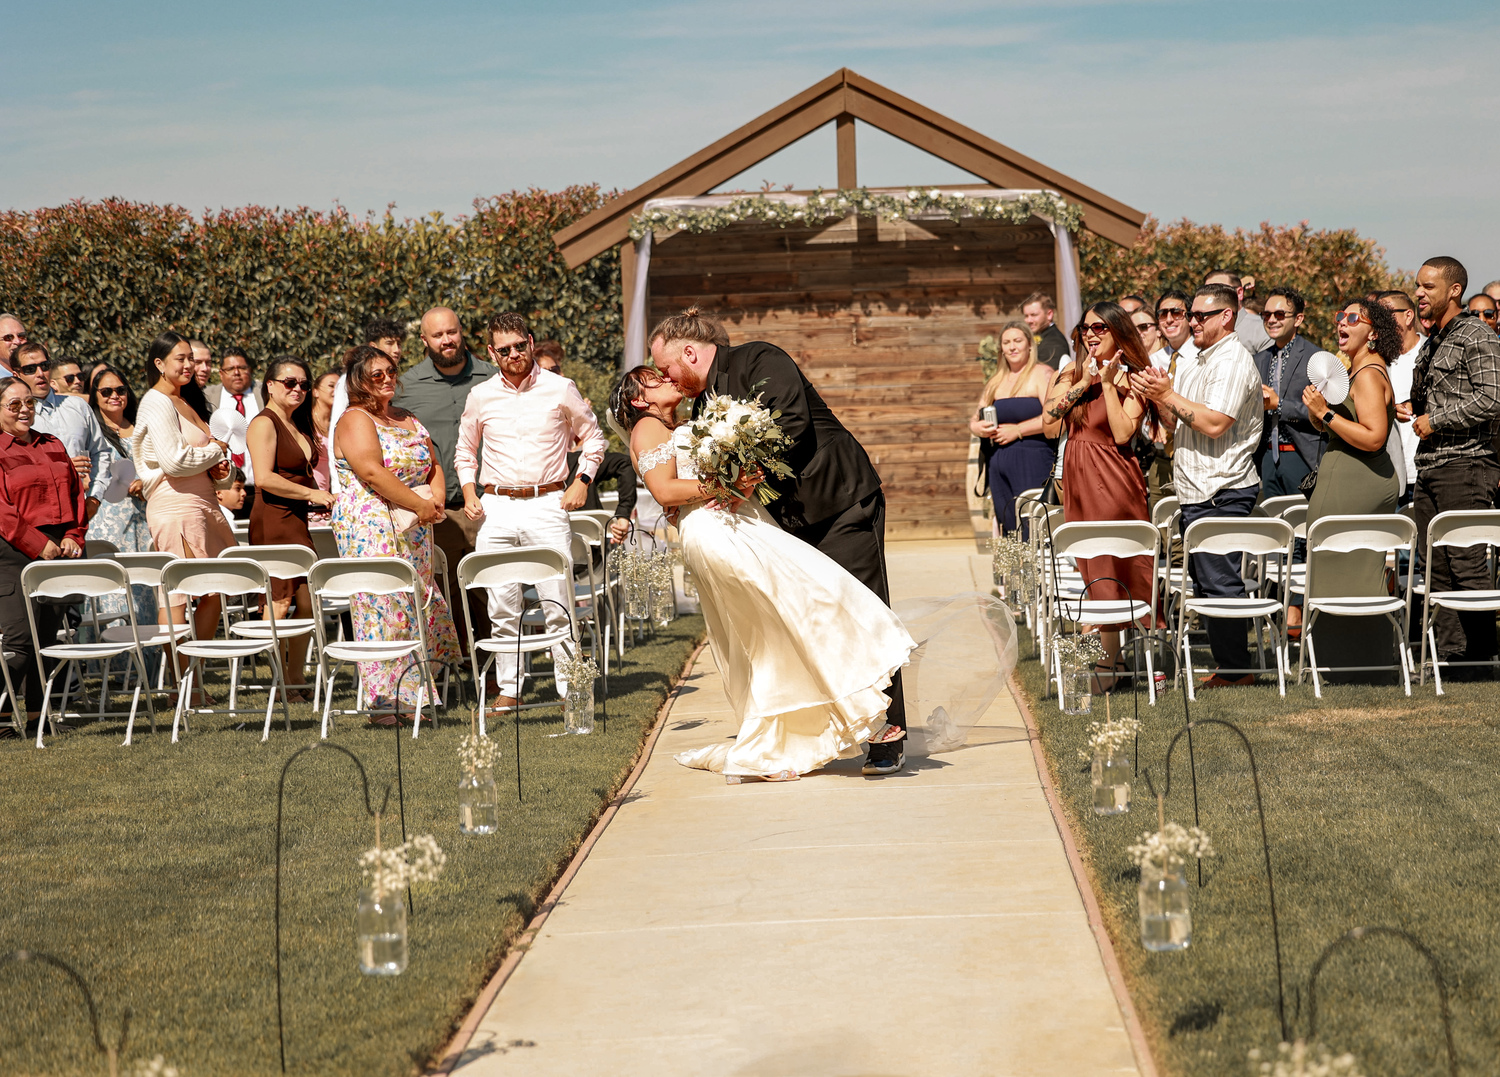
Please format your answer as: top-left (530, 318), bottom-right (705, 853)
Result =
top-left (640, 426), bottom-right (916, 778)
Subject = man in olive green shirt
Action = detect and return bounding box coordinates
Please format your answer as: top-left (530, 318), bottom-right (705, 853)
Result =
top-left (393, 306), bottom-right (497, 645)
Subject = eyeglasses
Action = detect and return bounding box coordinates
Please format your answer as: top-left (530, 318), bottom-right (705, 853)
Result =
top-left (220, 365), bottom-right (250, 375)
top-left (1133, 320), bottom-right (1158, 332)
top-left (1262, 308), bottom-right (1297, 321)
top-left (490, 343), bottom-right (529, 358)
top-left (1080, 321), bottom-right (1111, 337)
top-left (3, 400), bottom-right (36, 415)
top-left (367, 368), bottom-right (396, 383)
top-left (274, 377), bottom-right (310, 392)
top-left (1156, 306), bottom-right (1187, 319)
top-left (17, 362), bottom-right (46, 376)
top-left (1187, 308), bottom-right (1231, 323)
top-left (58, 372), bottom-right (82, 384)
top-left (97, 386), bottom-right (128, 399)
top-left (0, 333), bottom-right (25, 344)
top-left (1333, 311), bottom-right (1368, 326)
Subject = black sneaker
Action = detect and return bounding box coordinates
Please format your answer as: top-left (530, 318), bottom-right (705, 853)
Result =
top-left (861, 747), bottom-right (904, 776)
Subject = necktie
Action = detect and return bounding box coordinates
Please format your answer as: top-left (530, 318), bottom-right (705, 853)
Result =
top-left (1164, 349), bottom-right (1180, 457)
top-left (1269, 346), bottom-right (1286, 464)
top-left (232, 393), bottom-right (246, 467)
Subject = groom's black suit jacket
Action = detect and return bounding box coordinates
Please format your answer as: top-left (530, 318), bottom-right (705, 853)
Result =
top-left (693, 340), bottom-right (883, 531)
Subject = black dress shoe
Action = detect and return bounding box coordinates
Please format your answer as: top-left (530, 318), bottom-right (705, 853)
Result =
top-left (861, 747), bottom-right (904, 776)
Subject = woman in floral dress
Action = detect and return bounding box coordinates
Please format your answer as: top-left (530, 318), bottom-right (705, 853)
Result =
top-left (331, 345), bottom-right (459, 718)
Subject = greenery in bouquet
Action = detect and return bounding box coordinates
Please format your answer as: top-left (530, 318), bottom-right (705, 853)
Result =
top-left (685, 393), bottom-right (795, 506)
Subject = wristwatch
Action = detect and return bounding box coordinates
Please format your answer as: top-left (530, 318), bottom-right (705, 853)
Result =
top-left (1321, 410), bottom-right (1336, 425)
top-left (577, 473), bottom-right (592, 485)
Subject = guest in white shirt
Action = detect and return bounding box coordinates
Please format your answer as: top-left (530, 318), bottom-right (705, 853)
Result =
top-left (1131, 284), bottom-right (1263, 687)
top-left (205, 347), bottom-right (261, 507)
top-left (1205, 269), bottom-right (1272, 354)
top-left (1377, 289), bottom-right (1425, 498)
top-left (455, 313), bottom-right (607, 711)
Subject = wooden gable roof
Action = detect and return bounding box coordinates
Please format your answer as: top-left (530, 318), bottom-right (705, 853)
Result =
top-left (553, 68), bottom-right (1145, 268)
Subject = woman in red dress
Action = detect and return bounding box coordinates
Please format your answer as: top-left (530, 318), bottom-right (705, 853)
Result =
top-left (1042, 301), bottom-right (1155, 690)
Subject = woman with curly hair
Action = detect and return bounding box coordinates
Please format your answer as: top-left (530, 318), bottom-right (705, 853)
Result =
top-left (1301, 297), bottom-right (1403, 675)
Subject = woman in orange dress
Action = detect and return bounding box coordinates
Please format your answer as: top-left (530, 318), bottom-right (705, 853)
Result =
top-left (1042, 301), bottom-right (1155, 690)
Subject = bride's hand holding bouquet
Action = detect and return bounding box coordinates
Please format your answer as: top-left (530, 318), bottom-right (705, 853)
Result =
top-left (686, 394), bottom-right (794, 508)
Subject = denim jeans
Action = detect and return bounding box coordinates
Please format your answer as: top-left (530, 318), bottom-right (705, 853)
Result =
top-left (1180, 484), bottom-right (1260, 671)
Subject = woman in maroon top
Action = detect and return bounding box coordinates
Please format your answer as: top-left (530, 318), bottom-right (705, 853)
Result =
top-left (0, 377), bottom-right (87, 729)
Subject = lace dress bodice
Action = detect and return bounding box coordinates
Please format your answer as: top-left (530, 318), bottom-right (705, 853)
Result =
top-left (636, 427), bottom-right (698, 479)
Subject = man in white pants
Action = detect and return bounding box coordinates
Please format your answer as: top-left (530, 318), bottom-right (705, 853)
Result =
top-left (455, 312), bottom-right (606, 710)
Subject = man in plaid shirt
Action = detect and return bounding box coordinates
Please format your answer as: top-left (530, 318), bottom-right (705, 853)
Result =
top-left (1410, 255), bottom-right (1500, 668)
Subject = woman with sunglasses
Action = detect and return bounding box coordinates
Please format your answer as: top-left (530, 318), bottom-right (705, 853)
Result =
top-left (248, 356), bottom-right (335, 697)
top-left (85, 364), bottom-right (157, 639)
top-left (0, 377), bottom-right (87, 733)
top-left (331, 345), bottom-right (458, 720)
top-left (1042, 301), bottom-right (1155, 691)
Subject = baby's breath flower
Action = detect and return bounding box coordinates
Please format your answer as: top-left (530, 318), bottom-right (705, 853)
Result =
top-left (360, 834), bottom-right (447, 897)
top-left (1054, 633), bottom-right (1106, 672)
top-left (1248, 1040), bottom-right (1364, 1077)
top-left (1127, 821), bottom-right (1215, 872)
top-left (458, 731), bottom-right (499, 773)
top-left (557, 652), bottom-right (599, 691)
top-left (1076, 716), bottom-right (1142, 762)
top-left (130, 1057), bottom-right (181, 1077)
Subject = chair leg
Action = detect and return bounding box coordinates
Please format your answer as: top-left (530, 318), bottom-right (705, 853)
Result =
top-left (35, 662), bottom-right (68, 748)
top-left (1141, 630), bottom-right (1157, 706)
top-left (1392, 616), bottom-right (1411, 697)
top-left (473, 653), bottom-right (487, 736)
top-left (1271, 618), bottom-right (1286, 697)
top-left (1183, 628), bottom-right (1197, 702)
top-left (320, 664), bottom-right (338, 739)
top-left (1306, 624), bottom-right (1324, 699)
top-left (171, 666), bottom-right (194, 744)
top-left (1428, 625), bottom-right (1444, 696)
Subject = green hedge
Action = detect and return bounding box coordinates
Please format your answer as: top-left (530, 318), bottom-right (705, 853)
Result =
top-left (0, 189), bottom-right (621, 388)
top-left (1079, 216), bottom-right (1412, 350)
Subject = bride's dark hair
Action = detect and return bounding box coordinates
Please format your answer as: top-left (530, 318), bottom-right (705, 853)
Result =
top-left (610, 366), bottom-right (666, 432)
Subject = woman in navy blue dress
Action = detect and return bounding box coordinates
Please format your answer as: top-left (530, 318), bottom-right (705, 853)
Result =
top-left (970, 321), bottom-right (1057, 534)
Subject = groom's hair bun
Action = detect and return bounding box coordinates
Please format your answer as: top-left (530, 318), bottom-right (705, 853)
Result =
top-left (649, 307), bottom-right (731, 351)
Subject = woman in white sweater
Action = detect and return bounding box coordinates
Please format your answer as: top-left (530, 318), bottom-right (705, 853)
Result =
top-left (132, 330), bottom-right (235, 647)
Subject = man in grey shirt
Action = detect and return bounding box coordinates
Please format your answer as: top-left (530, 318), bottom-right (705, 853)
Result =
top-left (393, 306), bottom-right (497, 644)
top-left (11, 343), bottom-right (110, 517)
top-left (1205, 268), bottom-right (1272, 354)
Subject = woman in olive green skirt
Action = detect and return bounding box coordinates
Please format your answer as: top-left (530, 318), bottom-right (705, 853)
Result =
top-left (1301, 298), bottom-right (1404, 679)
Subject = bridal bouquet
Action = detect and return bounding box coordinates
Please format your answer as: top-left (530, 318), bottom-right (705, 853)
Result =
top-left (685, 394), bottom-right (795, 505)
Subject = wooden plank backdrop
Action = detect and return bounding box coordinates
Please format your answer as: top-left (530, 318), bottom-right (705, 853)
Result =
top-left (648, 214), bottom-right (1057, 538)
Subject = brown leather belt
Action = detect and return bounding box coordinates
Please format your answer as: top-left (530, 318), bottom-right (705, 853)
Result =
top-left (482, 480), bottom-right (566, 498)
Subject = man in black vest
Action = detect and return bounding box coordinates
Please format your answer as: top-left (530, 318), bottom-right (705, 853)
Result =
top-left (650, 308), bottom-right (907, 774)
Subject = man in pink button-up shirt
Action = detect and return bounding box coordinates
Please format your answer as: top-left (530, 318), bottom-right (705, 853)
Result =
top-left (454, 312), bottom-right (607, 710)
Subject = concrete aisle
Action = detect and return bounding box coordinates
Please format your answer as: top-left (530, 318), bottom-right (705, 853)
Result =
top-left (454, 541), bottom-right (1142, 1077)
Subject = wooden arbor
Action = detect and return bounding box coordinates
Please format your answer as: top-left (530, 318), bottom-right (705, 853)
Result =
top-left (554, 69), bottom-right (1145, 539)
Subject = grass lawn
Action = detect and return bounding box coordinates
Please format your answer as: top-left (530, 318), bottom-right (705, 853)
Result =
top-left (0, 615), bottom-right (703, 1077)
top-left (1016, 628), bottom-right (1500, 1077)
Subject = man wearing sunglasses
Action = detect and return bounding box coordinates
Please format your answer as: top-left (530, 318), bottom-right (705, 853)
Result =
top-left (0, 313), bottom-right (27, 377)
top-left (1254, 287), bottom-right (1324, 498)
top-left (394, 306), bottom-right (497, 643)
top-left (1411, 256), bottom-right (1500, 673)
top-left (9, 342), bottom-right (110, 520)
top-left (1142, 290), bottom-right (1197, 505)
top-left (49, 357), bottom-right (88, 400)
top-left (1204, 269), bottom-right (1272, 354)
top-left (455, 312), bottom-right (606, 712)
top-left (1131, 283), bottom-right (1264, 687)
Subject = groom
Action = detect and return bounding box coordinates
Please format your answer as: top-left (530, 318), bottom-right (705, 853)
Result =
top-left (650, 307), bottom-right (908, 775)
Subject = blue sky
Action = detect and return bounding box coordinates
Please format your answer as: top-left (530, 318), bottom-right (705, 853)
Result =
top-left (6, 0), bottom-right (1499, 289)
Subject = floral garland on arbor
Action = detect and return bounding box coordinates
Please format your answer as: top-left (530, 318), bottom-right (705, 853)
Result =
top-left (627, 187), bottom-right (1084, 241)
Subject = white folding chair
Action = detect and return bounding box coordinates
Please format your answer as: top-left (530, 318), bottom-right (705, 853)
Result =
top-left (23, 560), bottom-right (157, 748)
top-left (161, 559), bottom-right (293, 742)
top-left (1046, 520), bottom-right (1162, 705)
top-left (1298, 514), bottom-right (1416, 698)
top-left (307, 557), bottom-right (442, 738)
top-left (1177, 517), bottom-right (1295, 698)
top-left (221, 545), bottom-right (321, 703)
top-left (570, 515), bottom-right (614, 670)
top-left (1257, 494), bottom-right (1305, 519)
top-left (1416, 510), bottom-right (1500, 693)
top-left (458, 547), bottom-right (580, 735)
top-left (101, 552), bottom-right (190, 722)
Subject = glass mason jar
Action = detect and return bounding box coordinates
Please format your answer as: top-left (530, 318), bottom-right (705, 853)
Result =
top-left (357, 887), bottom-right (408, 975)
top-left (626, 574), bottom-right (650, 620)
top-left (651, 587), bottom-right (674, 627)
top-left (991, 549), bottom-right (1004, 586)
top-left (564, 678), bottom-right (595, 735)
top-left (1059, 667), bottom-right (1092, 715)
top-left (1020, 559), bottom-right (1037, 607)
top-left (458, 766), bottom-right (499, 835)
top-left (1091, 747), bottom-right (1131, 814)
top-left (1005, 567), bottom-right (1024, 612)
top-left (1138, 862), bottom-right (1192, 952)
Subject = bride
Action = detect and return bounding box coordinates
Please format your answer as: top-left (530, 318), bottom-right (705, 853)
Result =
top-left (610, 367), bottom-right (915, 782)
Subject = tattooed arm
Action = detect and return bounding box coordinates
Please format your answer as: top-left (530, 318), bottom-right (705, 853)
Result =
top-left (1128, 368), bottom-right (1235, 439)
top-left (1041, 367), bottom-right (1091, 438)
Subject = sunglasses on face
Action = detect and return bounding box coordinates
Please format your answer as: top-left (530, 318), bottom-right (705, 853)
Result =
top-left (490, 343), bottom-right (529, 358)
top-left (97, 386), bottom-right (128, 399)
top-left (57, 372), bottom-right (82, 384)
top-left (1187, 308), bottom-right (1231, 324)
top-left (4, 400), bottom-right (36, 415)
top-left (1262, 309), bottom-right (1296, 321)
top-left (1156, 307), bottom-right (1186, 319)
top-left (1334, 311), bottom-right (1368, 326)
top-left (1133, 321), bottom-right (1158, 332)
top-left (273, 377), bottom-right (310, 392)
top-left (0, 333), bottom-right (25, 344)
top-left (1474, 309), bottom-right (1499, 322)
top-left (17, 362), bottom-right (46, 376)
top-left (367, 368), bottom-right (396, 383)
top-left (1081, 321), bottom-right (1111, 337)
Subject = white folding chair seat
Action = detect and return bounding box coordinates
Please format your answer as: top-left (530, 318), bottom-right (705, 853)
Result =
top-left (307, 557), bottom-right (442, 738)
top-left (458, 547), bottom-right (580, 735)
top-left (1045, 520), bottom-right (1162, 705)
top-left (1176, 517), bottom-right (1295, 698)
top-left (1298, 514), bottom-right (1416, 698)
top-left (161, 559), bottom-right (293, 742)
top-left (1256, 495), bottom-right (1305, 519)
top-left (1415, 510), bottom-right (1500, 693)
top-left (23, 560), bottom-right (157, 747)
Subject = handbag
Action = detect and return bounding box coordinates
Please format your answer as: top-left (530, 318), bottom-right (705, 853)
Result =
top-left (388, 484), bottom-right (434, 534)
top-left (1298, 467), bottom-right (1317, 496)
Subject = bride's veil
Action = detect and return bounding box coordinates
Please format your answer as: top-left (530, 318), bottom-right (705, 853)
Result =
top-left (894, 592), bottom-right (1019, 753)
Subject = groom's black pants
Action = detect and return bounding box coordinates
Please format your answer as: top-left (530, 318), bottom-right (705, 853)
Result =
top-left (788, 490), bottom-right (907, 736)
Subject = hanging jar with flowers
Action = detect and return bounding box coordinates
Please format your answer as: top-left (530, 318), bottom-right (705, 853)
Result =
top-left (559, 651), bottom-right (600, 735)
top-left (1127, 808), bottom-right (1213, 953)
top-left (1054, 633), bottom-right (1104, 715)
top-left (1078, 706), bottom-right (1140, 815)
top-left (457, 708), bottom-right (500, 835)
top-left (356, 822), bottom-right (446, 976)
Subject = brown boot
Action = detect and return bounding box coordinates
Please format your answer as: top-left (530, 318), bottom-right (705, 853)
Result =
top-left (492, 695), bottom-right (518, 714)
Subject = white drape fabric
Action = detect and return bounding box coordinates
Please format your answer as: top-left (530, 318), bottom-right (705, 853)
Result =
top-left (622, 189), bottom-right (1083, 370)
